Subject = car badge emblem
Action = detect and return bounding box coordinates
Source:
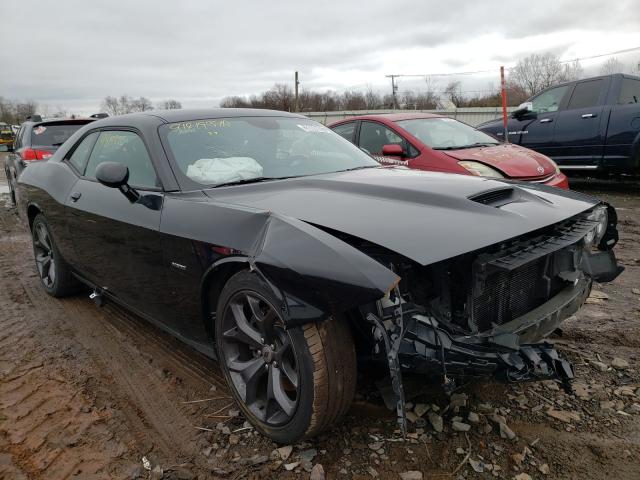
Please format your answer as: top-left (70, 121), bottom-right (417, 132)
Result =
top-left (537, 166), bottom-right (545, 174)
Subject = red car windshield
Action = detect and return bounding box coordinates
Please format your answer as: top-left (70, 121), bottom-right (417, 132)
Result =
top-left (396, 118), bottom-right (499, 150)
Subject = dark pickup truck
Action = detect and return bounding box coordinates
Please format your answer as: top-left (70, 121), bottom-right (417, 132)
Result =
top-left (478, 73), bottom-right (640, 175)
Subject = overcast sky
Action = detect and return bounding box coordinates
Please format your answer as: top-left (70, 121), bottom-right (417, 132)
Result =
top-left (1, 0), bottom-right (639, 115)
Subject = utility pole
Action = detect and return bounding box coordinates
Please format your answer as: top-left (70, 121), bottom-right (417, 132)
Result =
top-left (294, 71), bottom-right (300, 112)
top-left (500, 66), bottom-right (509, 143)
top-left (386, 75), bottom-right (399, 109)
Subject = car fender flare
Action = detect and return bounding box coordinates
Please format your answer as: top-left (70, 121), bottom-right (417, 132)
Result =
top-left (26, 200), bottom-right (44, 229)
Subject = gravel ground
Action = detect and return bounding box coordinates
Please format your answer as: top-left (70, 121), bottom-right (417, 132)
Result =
top-left (0, 160), bottom-right (638, 480)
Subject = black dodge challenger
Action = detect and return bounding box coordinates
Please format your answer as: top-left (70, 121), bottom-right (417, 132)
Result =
top-left (16, 109), bottom-right (622, 443)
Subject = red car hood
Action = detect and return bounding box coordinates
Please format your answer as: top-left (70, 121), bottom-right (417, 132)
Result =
top-left (443, 144), bottom-right (556, 179)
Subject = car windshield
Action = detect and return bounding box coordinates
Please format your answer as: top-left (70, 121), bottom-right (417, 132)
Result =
top-left (396, 117), bottom-right (499, 150)
top-left (161, 117), bottom-right (380, 187)
top-left (30, 123), bottom-right (89, 147)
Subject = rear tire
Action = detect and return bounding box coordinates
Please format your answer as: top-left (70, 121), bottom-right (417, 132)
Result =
top-left (216, 270), bottom-right (356, 443)
top-left (31, 213), bottom-right (80, 297)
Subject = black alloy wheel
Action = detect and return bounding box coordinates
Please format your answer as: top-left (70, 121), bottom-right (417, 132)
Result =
top-left (31, 214), bottom-right (79, 297)
top-left (220, 290), bottom-right (299, 425)
top-left (33, 221), bottom-right (57, 288)
top-left (216, 271), bottom-right (357, 443)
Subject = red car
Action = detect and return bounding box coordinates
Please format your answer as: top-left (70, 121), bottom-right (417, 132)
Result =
top-left (329, 113), bottom-right (569, 189)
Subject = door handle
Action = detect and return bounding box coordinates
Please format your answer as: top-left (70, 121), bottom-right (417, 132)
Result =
top-left (70, 191), bottom-right (82, 202)
top-left (582, 113), bottom-right (597, 118)
top-left (540, 118), bottom-right (553, 123)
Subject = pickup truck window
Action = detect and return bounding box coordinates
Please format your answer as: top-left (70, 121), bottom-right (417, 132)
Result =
top-left (531, 85), bottom-right (570, 113)
top-left (618, 78), bottom-right (640, 104)
top-left (567, 79), bottom-right (603, 110)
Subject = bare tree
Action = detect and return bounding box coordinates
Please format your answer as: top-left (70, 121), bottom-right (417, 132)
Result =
top-left (564, 59), bottom-right (583, 82)
top-left (262, 84), bottom-right (293, 111)
top-left (364, 85), bottom-right (382, 109)
top-left (15, 101), bottom-right (38, 122)
top-left (0, 98), bottom-right (39, 123)
top-left (102, 95), bottom-right (154, 115)
top-left (381, 94), bottom-right (395, 108)
top-left (118, 95), bottom-right (132, 113)
top-left (510, 53), bottom-right (583, 97)
top-left (444, 81), bottom-right (464, 106)
top-left (159, 99), bottom-right (182, 109)
top-left (129, 97), bottom-right (153, 112)
top-left (340, 91), bottom-right (367, 110)
top-left (600, 57), bottom-right (625, 75)
top-left (421, 77), bottom-right (439, 109)
top-left (101, 96), bottom-right (121, 116)
top-left (220, 96), bottom-right (250, 108)
top-left (0, 97), bottom-right (16, 124)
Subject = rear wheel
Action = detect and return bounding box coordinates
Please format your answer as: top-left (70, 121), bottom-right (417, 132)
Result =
top-left (216, 271), bottom-right (356, 443)
top-left (31, 214), bottom-right (79, 297)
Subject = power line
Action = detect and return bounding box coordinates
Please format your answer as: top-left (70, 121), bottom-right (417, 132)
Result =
top-left (559, 45), bottom-right (640, 63)
top-left (385, 45), bottom-right (640, 78)
top-left (387, 69), bottom-right (495, 77)
top-left (398, 89), bottom-right (499, 94)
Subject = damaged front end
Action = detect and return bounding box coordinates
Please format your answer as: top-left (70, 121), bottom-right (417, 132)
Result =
top-left (358, 204), bottom-right (622, 433)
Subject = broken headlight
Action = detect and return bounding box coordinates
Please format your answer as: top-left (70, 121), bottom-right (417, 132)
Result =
top-left (458, 161), bottom-right (504, 178)
top-left (584, 205), bottom-right (608, 248)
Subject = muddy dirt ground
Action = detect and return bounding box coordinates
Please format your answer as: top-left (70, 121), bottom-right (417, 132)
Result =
top-left (0, 158), bottom-right (638, 479)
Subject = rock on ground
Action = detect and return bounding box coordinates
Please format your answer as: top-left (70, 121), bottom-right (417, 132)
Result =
top-left (399, 471), bottom-right (423, 480)
top-left (310, 463), bottom-right (325, 480)
top-left (611, 357), bottom-right (630, 370)
top-left (428, 412), bottom-right (443, 433)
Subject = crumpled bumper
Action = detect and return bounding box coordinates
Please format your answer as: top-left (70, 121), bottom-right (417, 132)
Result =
top-left (395, 244), bottom-right (622, 386)
top-left (396, 277), bottom-right (592, 385)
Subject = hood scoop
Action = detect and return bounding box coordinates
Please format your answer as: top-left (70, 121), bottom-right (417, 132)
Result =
top-left (468, 187), bottom-right (515, 207)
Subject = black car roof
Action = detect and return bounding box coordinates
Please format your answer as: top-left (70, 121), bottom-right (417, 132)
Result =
top-left (88, 108), bottom-right (307, 128)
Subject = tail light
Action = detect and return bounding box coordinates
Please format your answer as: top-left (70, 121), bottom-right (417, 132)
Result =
top-left (19, 148), bottom-right (53, 161)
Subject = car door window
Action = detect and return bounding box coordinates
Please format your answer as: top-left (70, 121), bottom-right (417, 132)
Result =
top-left (530, 85), bottom-right (570, 113)
top-left (358, 121), bottom-right (404, 155)
top-left (332, 122), bottom-right (356, 142)
top-left (66, 132), bottom-right (99, 174)
top-left (84, 131), bottom-right (158, 188)
top-left (618, 78), bottom-right (640, 104)
top-left (566, 79), bottom-right (603, 110)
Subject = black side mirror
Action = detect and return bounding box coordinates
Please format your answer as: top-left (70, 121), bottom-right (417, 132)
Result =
top-left (511, 101), bottom-right (534, 119)
top-left (95, 161), bottom-right (139, 202)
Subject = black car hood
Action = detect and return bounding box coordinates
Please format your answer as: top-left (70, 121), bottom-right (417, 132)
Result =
top-left (204, 167), bottom-right (598, 266)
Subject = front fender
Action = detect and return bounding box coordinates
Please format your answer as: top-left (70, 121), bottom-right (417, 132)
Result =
top-left (252, 213), bottom-right (400, 325)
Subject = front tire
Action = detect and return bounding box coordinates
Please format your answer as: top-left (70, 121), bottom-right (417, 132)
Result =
top-left (216, 271), bottom-right (356, 443)
top-left (31, 214), bottom-right (79, 297)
